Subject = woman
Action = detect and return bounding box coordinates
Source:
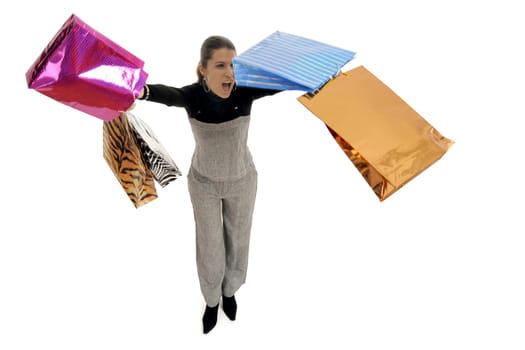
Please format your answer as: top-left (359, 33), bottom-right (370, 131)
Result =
top-left (137, 35), bottom-right (279, 334)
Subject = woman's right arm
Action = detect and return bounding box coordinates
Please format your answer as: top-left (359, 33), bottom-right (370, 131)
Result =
top-left (138, 84), bottom-right (186, 108)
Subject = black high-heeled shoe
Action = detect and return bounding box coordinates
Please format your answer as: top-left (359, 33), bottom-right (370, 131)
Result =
top-left (222, 295), bottom-right (237, 321)
top-left (202, 304), bottom-right (219, 334)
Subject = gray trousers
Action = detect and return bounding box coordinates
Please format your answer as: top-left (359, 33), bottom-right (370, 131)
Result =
top-left (187, 167), bottom-right (258, 307)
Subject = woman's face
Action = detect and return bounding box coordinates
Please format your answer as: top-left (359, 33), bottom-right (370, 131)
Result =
top-left (199, 48), bottom-right (236, 99)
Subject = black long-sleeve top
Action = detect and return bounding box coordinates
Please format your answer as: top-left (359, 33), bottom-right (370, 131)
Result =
top-left (144, 83), bottom-right (280, 124)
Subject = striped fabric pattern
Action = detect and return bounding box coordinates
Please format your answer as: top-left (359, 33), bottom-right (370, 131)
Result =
top-left (233, 31), bottom-right (356, 92)
top-left (127, 112), bottom-right (182, 188)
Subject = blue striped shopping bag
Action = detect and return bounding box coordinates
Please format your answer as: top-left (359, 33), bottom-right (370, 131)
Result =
top-left (233, 31), bottom-right (356, 92)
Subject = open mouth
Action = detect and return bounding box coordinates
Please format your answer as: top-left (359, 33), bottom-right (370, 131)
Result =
top-left (222, 82), bottom-right (232, 92)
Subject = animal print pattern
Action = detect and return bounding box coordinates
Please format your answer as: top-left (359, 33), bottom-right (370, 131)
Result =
top-left (103, 113), bottom-right (158, 208)
top-left (127, 112), bottom-right (182, 188)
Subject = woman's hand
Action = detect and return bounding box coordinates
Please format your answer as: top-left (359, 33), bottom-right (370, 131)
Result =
top-left (127, 86), bottom-right (145, 111)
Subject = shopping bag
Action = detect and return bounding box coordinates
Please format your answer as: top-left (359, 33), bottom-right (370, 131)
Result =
top-left (233, 31), bottom-right (356, 92)
top-left (298, 65), bottom-right (454, 201)
top-left (126, 112), bottom-right (182, 188)
top-left (26, 14), bottom-right (148, 121)
top-left (103, 113), bottom-right (157, 208)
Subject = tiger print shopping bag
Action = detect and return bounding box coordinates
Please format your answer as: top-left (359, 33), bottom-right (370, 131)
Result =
top-left (103, 113), bottom-right (158, 208)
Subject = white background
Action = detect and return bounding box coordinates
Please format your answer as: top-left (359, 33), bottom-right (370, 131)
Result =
top-left (1, 1), bottom-right (524, 349)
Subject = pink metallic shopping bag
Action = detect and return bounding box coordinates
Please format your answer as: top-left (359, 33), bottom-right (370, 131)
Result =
top-left (26, 14), bottom-right (148, 121)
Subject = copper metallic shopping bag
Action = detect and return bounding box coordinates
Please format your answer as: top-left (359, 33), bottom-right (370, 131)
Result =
top-left (298, 65), bottom-right (454, 201)
top-left (103, 113), bottom-right (158, 208)
top-left (26, 14), bottom-right (148, 121)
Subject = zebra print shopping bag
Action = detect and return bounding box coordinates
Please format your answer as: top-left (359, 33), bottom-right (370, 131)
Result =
top-left (126, 112), bottom-right (182, 188)
top-left (103, 112), bottom-right (182, 207)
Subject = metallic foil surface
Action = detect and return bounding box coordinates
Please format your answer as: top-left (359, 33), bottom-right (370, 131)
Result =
top-left (298, 66), bottom-right (454, 201)
top-left (326, 125), bottom-right (393, 200)
top-left (26, 14), bottom-right (148, 121)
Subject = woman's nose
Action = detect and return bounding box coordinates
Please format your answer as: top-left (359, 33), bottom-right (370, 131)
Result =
top-left (226, 66), bottom-right (234, 78)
